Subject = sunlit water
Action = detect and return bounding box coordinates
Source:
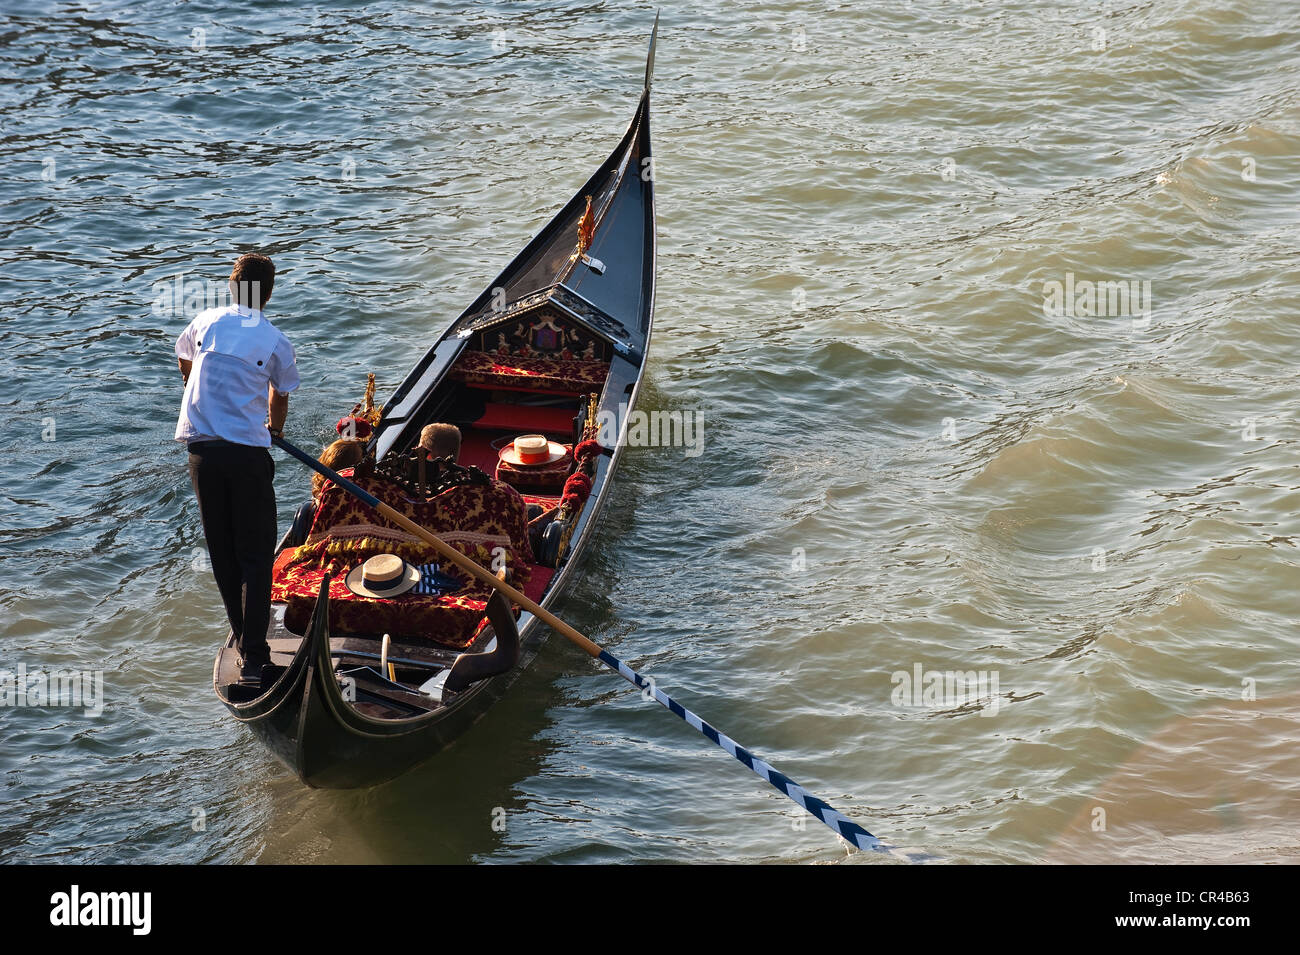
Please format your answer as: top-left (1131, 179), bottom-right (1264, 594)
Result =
top-left (1, 0), bottom-right (1297, 864)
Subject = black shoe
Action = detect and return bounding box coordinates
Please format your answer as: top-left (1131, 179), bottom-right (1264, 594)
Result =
top-left (238, 659), bottom-right (266, 684)
top-left (238, 644), bottom-right (271, 682)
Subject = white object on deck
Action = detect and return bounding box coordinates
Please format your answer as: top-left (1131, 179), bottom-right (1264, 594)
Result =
top-left (418, 669), bottom-right (451, 703)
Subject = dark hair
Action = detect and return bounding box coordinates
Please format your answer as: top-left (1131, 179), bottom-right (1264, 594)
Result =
top-left (419, 423), bottom-right (461, 461)
top-left (313, 438), bottom-right (366, 499)
top-left (230, 253), bottom-right (275, 309)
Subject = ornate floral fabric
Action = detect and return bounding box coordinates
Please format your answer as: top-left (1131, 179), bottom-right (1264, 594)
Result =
top-left (496, 445), bottom-right (573, 491)
top-left (449, 350), bottom-right (609, 394)
top-left (271, 470), bottom-right (533, 646)
top-left (280, 571), bottom-right (492, 647)
top-left (473, 310), bottom-right (612, 362)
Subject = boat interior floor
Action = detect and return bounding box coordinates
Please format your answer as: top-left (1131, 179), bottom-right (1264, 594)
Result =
top-left (216, 631), bottom-right (463, 706)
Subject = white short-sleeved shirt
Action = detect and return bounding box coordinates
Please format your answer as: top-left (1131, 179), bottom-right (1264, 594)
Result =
top-left (174, 304), bottom-right (300, 448)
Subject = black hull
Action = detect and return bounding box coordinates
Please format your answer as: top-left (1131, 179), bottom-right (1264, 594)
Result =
top-left (217, 576), bottom-right (558, 789)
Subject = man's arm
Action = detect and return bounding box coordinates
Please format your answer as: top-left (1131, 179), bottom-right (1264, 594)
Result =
top-left (178, 358), bottom-right (192, 384)
top-left (268, 385), bottom-right (289, 435)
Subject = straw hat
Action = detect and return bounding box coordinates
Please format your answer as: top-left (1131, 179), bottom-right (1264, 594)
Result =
top-left (344, 554), bottom-right (420, 599)
top-left (499, 434), bottom-right (568, 467)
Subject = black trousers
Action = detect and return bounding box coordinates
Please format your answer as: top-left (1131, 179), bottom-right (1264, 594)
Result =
top-left (188, 441), bottom-right (277, 662)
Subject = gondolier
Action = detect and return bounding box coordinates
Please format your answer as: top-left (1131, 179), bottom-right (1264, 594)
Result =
top-left (176, 252), bottom-right (300, 682)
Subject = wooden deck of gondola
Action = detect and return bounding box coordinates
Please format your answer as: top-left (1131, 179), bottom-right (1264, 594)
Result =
top-left (216, 636), bottom-right (461, 684)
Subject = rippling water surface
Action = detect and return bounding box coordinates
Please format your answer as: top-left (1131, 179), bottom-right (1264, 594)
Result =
top-left (2, 0), bottom-right (1298, 864)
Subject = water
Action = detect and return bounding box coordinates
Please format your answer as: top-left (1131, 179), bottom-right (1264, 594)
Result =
top-left (1, 0), bottom-right (1297, 863)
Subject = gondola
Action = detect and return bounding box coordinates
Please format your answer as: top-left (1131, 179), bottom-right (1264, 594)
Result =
top-left (213, 22), bottom-right (657, 789)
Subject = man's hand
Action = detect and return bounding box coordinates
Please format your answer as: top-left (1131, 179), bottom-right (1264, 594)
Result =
top-left (178, 358), bottom-right (192, 385)
top-left (268, 386), bottom-right (289, 436)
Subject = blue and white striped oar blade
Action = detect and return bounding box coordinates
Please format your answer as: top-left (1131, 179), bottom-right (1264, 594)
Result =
top-left (596, 649), bottom-right (921, 859)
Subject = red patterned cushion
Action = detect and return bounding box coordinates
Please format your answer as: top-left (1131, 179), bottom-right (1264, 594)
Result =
top-left (496, 445), bottom-right (572, 491)
top-left (272, 471), bottom-right (532, 646)
top-left (279, 568), bottom-right (492, 647)
top-left (450, 351), bottom-right (609, 394)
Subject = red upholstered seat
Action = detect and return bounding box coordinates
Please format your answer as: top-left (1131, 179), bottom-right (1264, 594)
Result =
top-left (271, 471), bottom-right (533, 646)
top-left (496, 445), bottom-right (572, 492)
top-left (279, 569), bottom-right (494, 647)
top-left (449, 351), bottom-right (609, 395)
top-left (473, 401), bottom-right (575, 435)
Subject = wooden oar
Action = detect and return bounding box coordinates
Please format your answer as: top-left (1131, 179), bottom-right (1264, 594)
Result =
top-left (272, 434), bottom-right (904, 856)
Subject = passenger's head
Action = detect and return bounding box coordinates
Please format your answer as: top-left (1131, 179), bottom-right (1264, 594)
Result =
top-left (313, 438), bottom-right (366, 499)
top-left (419, 423), bottom-right (461, 462)
top-left (229, 252), bottom-right (275, 310)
